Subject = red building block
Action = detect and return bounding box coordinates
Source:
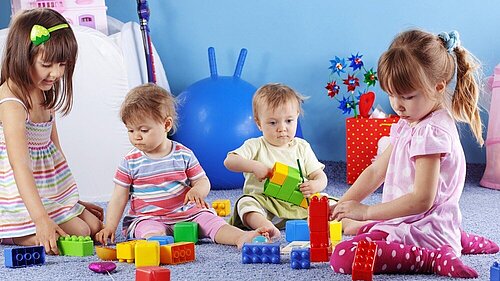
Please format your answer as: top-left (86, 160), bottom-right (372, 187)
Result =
top-left (136, 266), bottom-right (170, 281)
top-left (352, 240), bottom-right (377, 281)
top-left (308, 195), bottom-right (330, 262)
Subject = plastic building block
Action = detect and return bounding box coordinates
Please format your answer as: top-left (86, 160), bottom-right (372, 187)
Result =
top-left (147, 236), bottom-right (174, 246)
top-left (269, 162), bottom-right (288, 185)
top-left (160, 242), bottom-right (195, 265)
top-left (212, 199), bottom-right (231, 216)
top-left (173, 222), bottom-right (198, 243)
top-left (329, 220), bottom-right (342, 243)
top-left (242, 242), bottom-right (280, 264)
top-left (57, 235), bottom-right (94, 256)
top-left (135, 241), bottom-right (160, 267)
top-left (263, 162), bottom-right (306, 207)
top-left (4, 246), bottom-right (45, 268)
top-left (117, 240), bottom-right (142, 263)
top-left (95, 246), bottom-right (117, 261)
top-left (308, 195), bottom-right (330, 262)
top-left (136, 266), bottom-right (171, 281)
top-left (352, 240), bottom-right (377, 281)
top-left (281, 241), bottom-right (310, 255)
top-left (491, 261), bottom-right (500, 281)
top-left (285, 220), bottom-right (310, 242)
top-left (290, 248), bottom-right (310, 269)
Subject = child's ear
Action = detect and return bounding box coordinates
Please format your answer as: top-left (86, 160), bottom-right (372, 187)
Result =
top-left (254, 118), bottom-right (263, 131)
top-left (165, 117), bottom-right (174, 133)
top-left (435, 81), bottom-right (446, 94)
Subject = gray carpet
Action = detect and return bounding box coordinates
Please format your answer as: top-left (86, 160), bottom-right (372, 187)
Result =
top-left (0, 162), bottom-right (498, 281)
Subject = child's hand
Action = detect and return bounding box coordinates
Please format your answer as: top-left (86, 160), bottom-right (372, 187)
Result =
top-left (95, 227), bottom-right (116, 246)
top-left (299, 180), bottom-right (323, 197)
top-left (34, 217), bottom-right (68, 255)
top-left (184, 189), bottom-right (210, 209)
top-left (330, 200), bottom-right (368, 221)
top-left (252, 162), bottom-right (272, 182)
top-left (79, 200), bottom-right (104, 221)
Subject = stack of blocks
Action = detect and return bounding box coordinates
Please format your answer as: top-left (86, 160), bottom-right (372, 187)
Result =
top-left (264, 162), bottom-right (308, 208)
top-left (57, 235), bottom-right (93, 256)
top-left (352, 240), bottom-right (377, 281)
top-left (4, 246), bottom-right (45, 268)
top-left (308, 195), bottom-right (330, 262)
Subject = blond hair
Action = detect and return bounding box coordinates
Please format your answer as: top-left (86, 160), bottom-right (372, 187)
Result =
top-left (1, 8), bottom-right (77, 115)
top-left (252, 83), bottom-right (307, 121)
top-left (378, 29), bottom-right (483, 145)
top-left (120, 83), bottom-right (178, 134)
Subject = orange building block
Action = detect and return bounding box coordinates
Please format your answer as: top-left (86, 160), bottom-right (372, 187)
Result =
top-left (160, 242), bottom-right (195, 265)
top-left (269, 162), bottom-right (288, 185)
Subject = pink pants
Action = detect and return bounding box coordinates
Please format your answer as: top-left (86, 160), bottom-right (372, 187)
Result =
top-left (134, 211), bottom-right (227, 241)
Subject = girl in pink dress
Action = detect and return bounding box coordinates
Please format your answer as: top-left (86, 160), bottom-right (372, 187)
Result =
top-left (329, 29), bottom-right (498, 278)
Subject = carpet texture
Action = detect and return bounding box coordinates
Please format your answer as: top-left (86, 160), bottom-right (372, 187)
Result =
top-left (0, 161), bottom-right (498, 281)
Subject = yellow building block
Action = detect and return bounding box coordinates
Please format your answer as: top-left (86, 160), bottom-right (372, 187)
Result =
top-left (117, 240), bottom-right (142, 263)
top-left (212, 199), bottom-right (231, 217)
top-left (135, 241), bottom-right (160, 267)
top-left (269, 162), bottom-right (288, 185)
top-left (329, 220), bottom-right (342, 242)
top-left (300, 197), bottom-right (309, 208)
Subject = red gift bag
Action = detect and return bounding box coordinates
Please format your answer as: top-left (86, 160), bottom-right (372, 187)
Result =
top-left (345, 116), bottom-right (400, 184)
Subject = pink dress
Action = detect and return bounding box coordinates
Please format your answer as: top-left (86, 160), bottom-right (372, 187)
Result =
top-left (370, 109), bottom-right (465, 255)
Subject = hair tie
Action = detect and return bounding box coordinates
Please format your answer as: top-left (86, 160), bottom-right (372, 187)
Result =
top-left (30, 23), bottom-right (69, 46)
top-left (438, 30), bottom-right (460, 53)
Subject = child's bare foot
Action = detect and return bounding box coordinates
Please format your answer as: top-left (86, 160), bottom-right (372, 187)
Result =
top-left (342, 218), bottom-right (367, 236)
top-left (236, 226), bottom-right (281, 249)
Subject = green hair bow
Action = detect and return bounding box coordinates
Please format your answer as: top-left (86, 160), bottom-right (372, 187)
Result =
top-left (30, 23), bottom-right (69, 46)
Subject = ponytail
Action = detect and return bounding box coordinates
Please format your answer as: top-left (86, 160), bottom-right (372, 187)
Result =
top-left (452, 47), bottom-right (484, 146)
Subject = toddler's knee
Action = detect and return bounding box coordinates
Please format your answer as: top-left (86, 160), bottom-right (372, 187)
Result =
top-left (88, 219), bottom-right (103, 237)
top-left (71, 223), bottom-right (91, 237)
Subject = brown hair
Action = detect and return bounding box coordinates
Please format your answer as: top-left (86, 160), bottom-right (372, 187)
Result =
top-left (0, 8), bottom-right (78, 116)
top-left (378, 29), bottom-right (483, 145)
top-left (252, 83), bottom-right (307, 121)
top-left (120, 83), bottom-right (178, 134)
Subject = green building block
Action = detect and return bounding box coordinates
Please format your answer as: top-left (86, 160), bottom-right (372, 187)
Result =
top-left (289, 190), bottom-right (305, 205)
top-left (275, 184), bottom-right (294, 201)
top-left (282, 166), bottom-right (301, 191)
top-left (174, 222), bottom-right (199, 243)
top-left (57, 235), bottom-right (94, 256)
top-left (263, 179), bottom-right (280, 197)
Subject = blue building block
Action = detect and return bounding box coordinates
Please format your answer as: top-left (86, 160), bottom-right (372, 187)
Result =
top-left (290, 248), bottom-right (310, 269)
top-left (147, 235), bottom-right (174, 246)
top-left (285, 220), bottom-right (310, 242)
top-left (242, 243), bottom-right (280, 264)
top-left (4, 246), bottom-right (45, 268)
top-left (492, 261), bottom-right (500, 281)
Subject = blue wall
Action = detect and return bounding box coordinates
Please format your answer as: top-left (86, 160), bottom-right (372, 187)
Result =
top-left (2, 1), bottom-right (499, 164)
